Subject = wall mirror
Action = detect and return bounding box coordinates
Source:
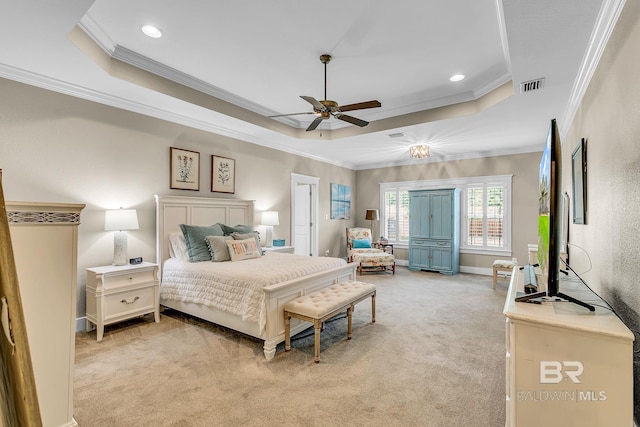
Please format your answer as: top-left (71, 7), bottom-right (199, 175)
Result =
top-left (571, 138), bottom-right (587, 224)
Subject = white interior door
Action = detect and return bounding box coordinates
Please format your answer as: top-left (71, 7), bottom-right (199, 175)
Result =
top-left (291, 173), bottom-right (319, 256)
top-left (294, 184), bottom-right (311, 256)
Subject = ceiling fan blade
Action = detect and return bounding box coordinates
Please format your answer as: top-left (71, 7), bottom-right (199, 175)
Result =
top-left (300, 96), bottom-right (326, 112)
top-left (338, 100), bottom-right (381, 112)
top-left (269, 112), bottom-right (315, 118)
top-left (306, 116), bottom-right (324, 131)
top-left (336, 114), bottom-right (369, 127)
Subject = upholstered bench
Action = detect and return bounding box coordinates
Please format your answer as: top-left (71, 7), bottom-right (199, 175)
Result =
top-left (284, 281), bottom-right (376, 363)
top-left (352, 252), bottom-right (395, 275)
top-left (492, 259), bottom-right (517, 290)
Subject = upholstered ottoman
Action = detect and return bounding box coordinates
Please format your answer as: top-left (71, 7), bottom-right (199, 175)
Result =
top-left (492, 259), bottom-right (517, 290)
top-left (284, 281), bottom-right (376, 363)
top-left (352, 252), bottom-right (395, 275)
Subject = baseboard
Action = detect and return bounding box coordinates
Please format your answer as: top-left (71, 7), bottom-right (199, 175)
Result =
top-left (75, 317), bottom-right (86, 333)
top-left (460, 266), bottom-right (493, 276)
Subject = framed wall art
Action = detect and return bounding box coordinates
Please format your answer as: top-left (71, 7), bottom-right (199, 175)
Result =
top-left (330, 183), bottom-right (351, 219)
top-left (571, 138), bottom-right (587, 224)
top-left (211, 155), bottom-right (235, 194)
top-left (170, 147), bottom-right (200, 191)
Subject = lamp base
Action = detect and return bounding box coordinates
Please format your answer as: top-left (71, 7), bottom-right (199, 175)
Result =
top-left (113, 231), bottom-right (128, 266)
top-left (265, 226), bottom-right (273, 247)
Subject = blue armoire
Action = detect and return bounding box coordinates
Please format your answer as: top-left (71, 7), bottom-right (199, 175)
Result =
top-left (408, 189), bottom-right (460, 275)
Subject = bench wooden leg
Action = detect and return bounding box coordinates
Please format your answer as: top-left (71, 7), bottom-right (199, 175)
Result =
top-left (313, 319), bottom-right (321, 363)
top-left (347, 306), bottom-right (353, 340)
top-left (371, 291), bottom-right (376, 323)
top-left (492, 267), bottom-right (498, 290)
top-left (284, 311), bottom-right (291, 351)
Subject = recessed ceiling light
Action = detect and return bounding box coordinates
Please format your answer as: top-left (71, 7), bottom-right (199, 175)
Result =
top-left (141, 25), bottom-right (163, 38)
top-left (450, 74), bottom-right (465, 82)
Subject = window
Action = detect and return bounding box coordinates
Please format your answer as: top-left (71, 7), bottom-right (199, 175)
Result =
top-left (380, 175), bottom-right (512, 254)
top-left (382, 188), bottom-right (409, 243)
top-left (465, 183), bottom-right (507, 251)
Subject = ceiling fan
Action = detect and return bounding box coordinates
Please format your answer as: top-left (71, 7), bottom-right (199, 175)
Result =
top-left (270, 54), bottom-right (381, 131)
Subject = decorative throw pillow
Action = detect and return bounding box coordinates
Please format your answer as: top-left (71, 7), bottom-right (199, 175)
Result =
top-left (220, 223), bottom-right (254, 236)
top-left (231, 232), bottom-right (262, 253)
top-left (204, 235), bottom-right (233, 262)
top-left (226, 238), bottom-right (261, 262)
top-left (168, 232), bottom-right (189, 260)
top-left (352, 238), bottom-right (371, 249)
top-left (179, 223), bottom-right (224, 262)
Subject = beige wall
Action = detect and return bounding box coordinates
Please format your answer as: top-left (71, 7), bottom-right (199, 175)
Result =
top-left (0, 78), bottom-right (356, 319)
top-left (562, 1), bottom-right (640, 418)
top-left (355, 152), bottom-right (541, 269)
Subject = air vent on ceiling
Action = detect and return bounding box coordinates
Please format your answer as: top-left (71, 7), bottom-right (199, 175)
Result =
top-left (520, 78), bottom-right (545, 93)
top-left (388, 132), bottom-right (405, 139)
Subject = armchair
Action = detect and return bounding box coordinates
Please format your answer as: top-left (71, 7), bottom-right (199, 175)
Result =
top-left (346, 227), bottom-right (395, 275)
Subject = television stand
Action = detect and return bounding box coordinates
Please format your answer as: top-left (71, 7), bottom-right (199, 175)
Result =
top-left (514, 264), bottom-right (595, 311)
top-left (516, 291), bottom-right (595, 311)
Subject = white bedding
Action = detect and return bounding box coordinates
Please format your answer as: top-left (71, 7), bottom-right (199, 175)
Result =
top-left (160, 253), bottom-right (347, 331)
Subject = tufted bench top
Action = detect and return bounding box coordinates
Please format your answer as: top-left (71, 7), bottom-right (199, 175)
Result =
top-left (493, 259), bottom-right (517, 269)
top-left (284, 280), bottom-right (376, 318)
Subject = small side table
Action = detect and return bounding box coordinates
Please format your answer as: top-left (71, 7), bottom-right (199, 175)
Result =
top-left (373, 242), bottom-right (394, 254)
top-left (85, 262), bottom-right (159, 341)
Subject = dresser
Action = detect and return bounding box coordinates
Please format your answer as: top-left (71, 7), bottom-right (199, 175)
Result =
top-left (7, 201), bottom-right (84, 427)
top-left (408, 189), bottom-right (460, 275)
top-left (504, 267), bottom-right (633, 426)
top-left (86, 262), bottom-right (159, 341)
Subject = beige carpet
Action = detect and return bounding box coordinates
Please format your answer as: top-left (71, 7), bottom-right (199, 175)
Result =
top-left (74, 267), bottom-right (508, 427)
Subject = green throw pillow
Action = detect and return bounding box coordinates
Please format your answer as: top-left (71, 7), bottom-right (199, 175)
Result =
top-left (179, 223), bottom-right (224, 262)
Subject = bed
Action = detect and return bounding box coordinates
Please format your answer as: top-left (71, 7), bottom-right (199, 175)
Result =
top-left (155, 195), bottom-right (356, 359)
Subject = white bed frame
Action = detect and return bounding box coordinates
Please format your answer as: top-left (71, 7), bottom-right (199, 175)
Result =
top-left (155, 195), bottom-right (356, 359)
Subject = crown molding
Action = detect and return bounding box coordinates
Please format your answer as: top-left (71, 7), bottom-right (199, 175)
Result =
top-left (0, 63), bottom-right (357, 169)
top-left (354, 144), bottom-right (541, 170)
top-left (560, 0), bottom-right (627, 137)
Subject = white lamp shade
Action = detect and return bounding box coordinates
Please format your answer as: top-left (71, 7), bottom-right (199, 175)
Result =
top-left (261, 211), bottom-right (279, 226)
top-left (105, 209), bottom-right (139, 231)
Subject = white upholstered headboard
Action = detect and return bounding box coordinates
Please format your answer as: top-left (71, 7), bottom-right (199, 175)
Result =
top-left (155, 195), bottom-right (255, 266)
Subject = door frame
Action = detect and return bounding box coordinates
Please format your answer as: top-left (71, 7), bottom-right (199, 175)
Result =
top-left (290, 173), bottom-right (319, 256)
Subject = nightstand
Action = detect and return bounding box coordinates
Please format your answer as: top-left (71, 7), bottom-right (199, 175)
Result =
top-left (262, 245), bottom-right (295, 254)
top-left (85, 262), bottom-right (159, 341)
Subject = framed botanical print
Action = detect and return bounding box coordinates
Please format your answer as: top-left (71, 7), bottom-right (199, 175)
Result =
top-left (170, 147), bottom-right (200, 191)
top-left (211, 155), bottom-right (235, 193)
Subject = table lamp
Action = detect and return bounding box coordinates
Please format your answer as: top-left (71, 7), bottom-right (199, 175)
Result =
top-left (261, 211), bottom-right (279, 247)
top-left (105, 208), bottom-right (139, 265)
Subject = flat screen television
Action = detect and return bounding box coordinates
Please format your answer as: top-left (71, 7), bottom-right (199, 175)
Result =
top-left (516, 119), bottom-right (594, 311)
top-left (538, 118), bottom-right (561, 296)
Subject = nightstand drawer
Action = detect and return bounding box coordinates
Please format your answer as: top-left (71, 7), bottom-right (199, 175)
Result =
top-left (103, 286), bottom-right (155, 322)
top-left (104, 269), bottom-right (156, 290)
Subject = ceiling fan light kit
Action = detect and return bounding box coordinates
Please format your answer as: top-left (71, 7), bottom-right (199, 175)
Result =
top-left (271, 54), bottom-right (382, 131)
